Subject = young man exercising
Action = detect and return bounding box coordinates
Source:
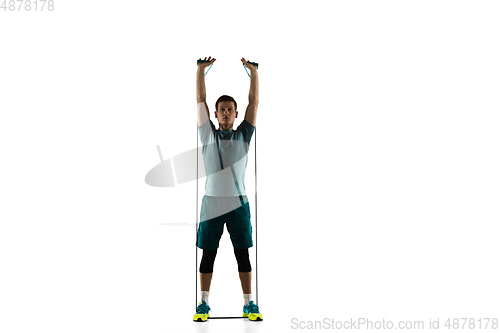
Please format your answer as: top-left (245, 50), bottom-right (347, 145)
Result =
top-left (193, 56), bottom-right (262, 322)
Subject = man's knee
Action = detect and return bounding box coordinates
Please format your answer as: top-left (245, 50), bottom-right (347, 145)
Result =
top-left (199, 248), bottom-right (217, 273)
top-left (234, 248), bottom-right (251, 272)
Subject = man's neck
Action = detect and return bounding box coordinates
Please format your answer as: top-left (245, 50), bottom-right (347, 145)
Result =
top-left (219, 124), bottom-right (233, 131)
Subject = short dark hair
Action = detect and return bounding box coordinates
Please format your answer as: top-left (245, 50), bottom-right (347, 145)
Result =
top-left (215, 95), bottom-right (237, 111)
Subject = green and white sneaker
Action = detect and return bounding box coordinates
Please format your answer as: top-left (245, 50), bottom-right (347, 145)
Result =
top-left (193, 301), bottom-right (211, 322)
top-left (243, 301), bottom-right (263, 321)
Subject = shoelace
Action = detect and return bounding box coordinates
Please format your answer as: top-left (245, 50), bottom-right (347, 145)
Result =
top-left (246, 302), bottom-right (259, 313)
top-left (196, 303), bottom-right (210, 314)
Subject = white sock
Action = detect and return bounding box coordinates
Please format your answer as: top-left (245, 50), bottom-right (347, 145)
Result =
top-left (201, 291), bottom-right (209, 304)
top-left (243, 293), bottom-right (252, 306)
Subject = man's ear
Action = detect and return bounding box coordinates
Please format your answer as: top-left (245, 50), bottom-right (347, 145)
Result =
top-left (214, 111), bottom-right (217, 118)
top-left (235, 111), bottom-right (238, 118)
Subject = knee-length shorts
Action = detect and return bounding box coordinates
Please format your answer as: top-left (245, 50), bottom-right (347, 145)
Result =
top-left (196, 195), bottom-right (253, 250)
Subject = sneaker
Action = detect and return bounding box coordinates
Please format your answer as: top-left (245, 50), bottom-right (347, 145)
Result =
top-left (243, 300), bottom-right (263, 321)
top-left (193, 301), bottom-right (211, 322)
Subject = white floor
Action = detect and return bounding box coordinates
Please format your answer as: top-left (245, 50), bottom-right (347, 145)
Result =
top-left (2, 207), bottom-right (499, 333)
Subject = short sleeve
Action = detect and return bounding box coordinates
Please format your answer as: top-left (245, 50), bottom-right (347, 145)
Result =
top-left (236, 119), bottom-right (255, 144)
top-left (198, 119), bottom-right (216, 146)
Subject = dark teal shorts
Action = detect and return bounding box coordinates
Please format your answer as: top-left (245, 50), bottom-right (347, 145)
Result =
top-left (196, 195), bottom-right (253, 250)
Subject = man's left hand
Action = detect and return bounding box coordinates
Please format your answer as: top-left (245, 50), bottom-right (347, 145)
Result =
top-left (241, 57), bottom-right (257, 71)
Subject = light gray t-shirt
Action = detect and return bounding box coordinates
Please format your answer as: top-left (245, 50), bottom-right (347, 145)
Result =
top-left (198, 118), bottom-right (255, 196)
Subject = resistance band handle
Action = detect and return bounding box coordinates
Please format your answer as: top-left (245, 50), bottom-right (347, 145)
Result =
top-left (246, 61), bottom-right (259, 69)
top-left (197, 59), bottom-right (212, 65)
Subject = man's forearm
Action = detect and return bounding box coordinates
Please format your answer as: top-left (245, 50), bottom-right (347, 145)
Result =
top-left (196, 67), bottom-right (207, 102)
top-left (248, 68), bottom-right (259, 103)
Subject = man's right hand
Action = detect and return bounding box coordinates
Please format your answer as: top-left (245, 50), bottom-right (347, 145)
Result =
top-left (198, 56), bottom-right (216, 69)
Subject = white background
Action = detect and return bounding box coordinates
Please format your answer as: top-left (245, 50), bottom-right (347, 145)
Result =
top-left (1, 1), bottom-right (499, 332)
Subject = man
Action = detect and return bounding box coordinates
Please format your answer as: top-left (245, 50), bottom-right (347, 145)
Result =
top-left (193, 56), bottom-right (262, 322)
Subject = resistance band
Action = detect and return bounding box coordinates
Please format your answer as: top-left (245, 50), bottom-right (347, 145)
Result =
top-left (195, 59), bottom-right (259, 318)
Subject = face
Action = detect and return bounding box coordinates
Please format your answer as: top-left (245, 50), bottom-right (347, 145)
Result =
top-left (215, 101), bottom-right (237, 125)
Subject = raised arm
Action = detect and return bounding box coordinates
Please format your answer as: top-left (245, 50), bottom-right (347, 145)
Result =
top-left (196, 56), bottom-right (216, 126)
top-left (241, 57), bottom-right (259, 127)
